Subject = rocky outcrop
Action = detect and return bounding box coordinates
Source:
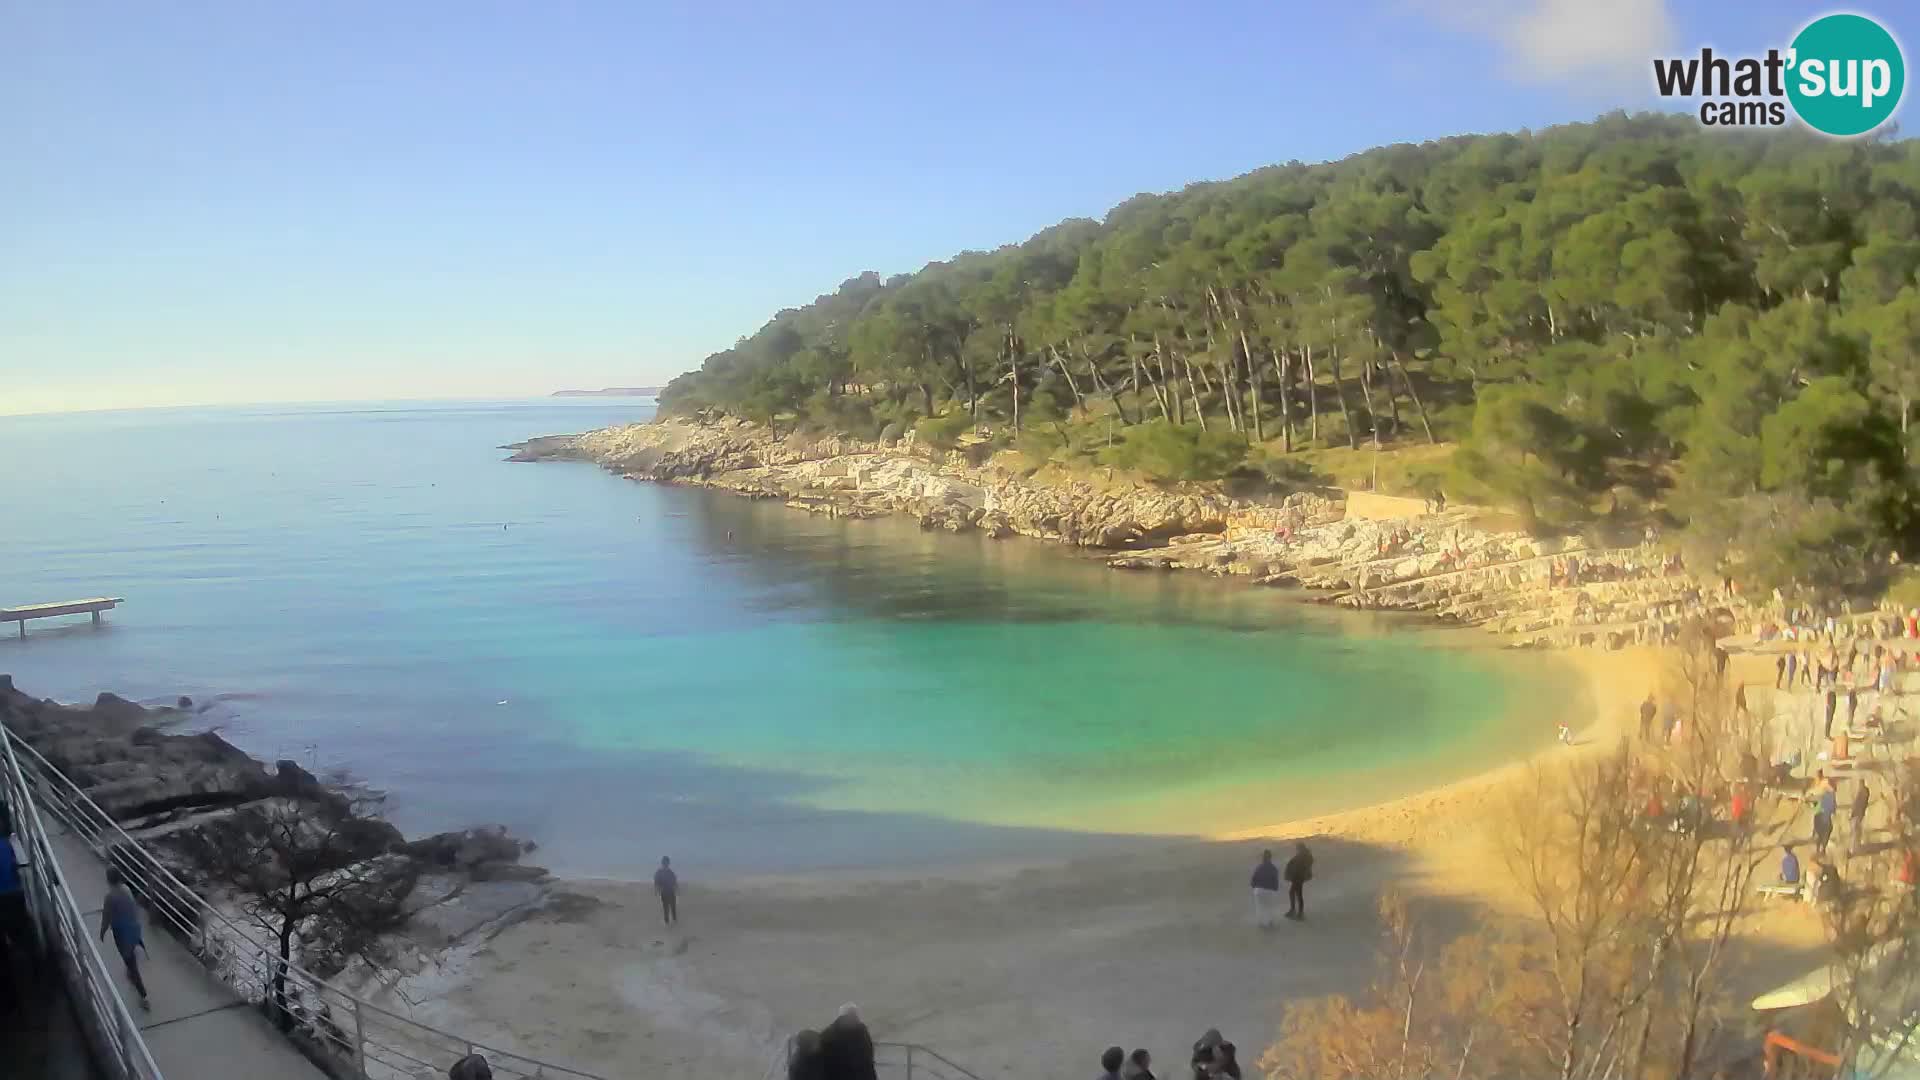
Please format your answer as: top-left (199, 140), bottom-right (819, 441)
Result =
top-left (0, 676), bottom-right (555, 957)
top-left (519, 417), bottom-right (1779, 648)
top-left (521, 417), bottom-right (1342, 551)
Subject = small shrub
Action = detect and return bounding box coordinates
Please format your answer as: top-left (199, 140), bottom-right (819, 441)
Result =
top-left (1016, 427), bottom-right (1069, 469)
top-left (1257, 452), bottom-right (1330, 490)
top-left (1100, 420), bottom-right (1248, 483)
top-left (914, 411), bottom-right (975, 450)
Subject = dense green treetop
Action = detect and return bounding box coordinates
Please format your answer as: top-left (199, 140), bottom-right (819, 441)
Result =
top-left (659, 113), bottom-right (1920, 590)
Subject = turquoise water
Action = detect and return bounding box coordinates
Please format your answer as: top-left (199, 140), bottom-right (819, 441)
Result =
top-left (0, 401), bottom-right (1553, 876)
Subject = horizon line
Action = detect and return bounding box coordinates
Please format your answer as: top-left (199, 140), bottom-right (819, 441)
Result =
top-left (0, 391), bottom-right (663, 421)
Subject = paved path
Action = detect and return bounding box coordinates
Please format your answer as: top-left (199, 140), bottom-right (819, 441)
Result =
top-left (43, 829), bottom-right (325, 1080)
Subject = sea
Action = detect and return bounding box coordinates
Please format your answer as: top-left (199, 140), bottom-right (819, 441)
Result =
top-left (0, 400), bottom-right (1561, 878)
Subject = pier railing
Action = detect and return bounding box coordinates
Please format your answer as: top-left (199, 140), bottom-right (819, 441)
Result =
top-left (0, 721), bottom-right (165, 1080)
top-left (3, 726), bottom-right (608, 1080)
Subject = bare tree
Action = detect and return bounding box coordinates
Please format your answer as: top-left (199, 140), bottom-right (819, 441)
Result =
top-left (172, 776), bottom-right (416, 1030)
top-left (1264, 629), bottom-right (1800, 1080)
top-left (1818, 754), bottom-right (1920, 1079)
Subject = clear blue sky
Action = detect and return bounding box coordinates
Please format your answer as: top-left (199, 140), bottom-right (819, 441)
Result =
top-left (3, 0), bottom-right (1908, 413)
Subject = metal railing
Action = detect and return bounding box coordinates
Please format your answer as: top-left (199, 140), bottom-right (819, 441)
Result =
top-left (0, 722), bottom-right (165, 1080)
top-left (4, 726), bottom-right (608, 1080)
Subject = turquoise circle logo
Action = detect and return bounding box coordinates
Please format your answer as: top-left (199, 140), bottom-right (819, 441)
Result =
top-left (1787, 13), bottom-right (1905, 136)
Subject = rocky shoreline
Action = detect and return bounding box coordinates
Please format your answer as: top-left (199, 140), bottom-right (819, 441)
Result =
top-left (0, 675), bottom-right (556, 975)
top-left (511, 416), bottom-right (1746, 649)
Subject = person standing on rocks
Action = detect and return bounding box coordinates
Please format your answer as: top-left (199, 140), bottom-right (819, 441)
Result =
top-left (1283, 842), bottom-right (1314, 921)
top-left (653, 855), bottom-right (679, 926)
top-left (1249, 849), bottom-right (1281, 928)
top-left (98, 868), bottom-right (149, 1010)
top-left (1639, 694), bottom-right (1657, 741)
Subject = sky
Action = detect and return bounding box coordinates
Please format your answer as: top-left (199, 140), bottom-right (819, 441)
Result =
top-left (3, 0), bottom-right (1912, 415)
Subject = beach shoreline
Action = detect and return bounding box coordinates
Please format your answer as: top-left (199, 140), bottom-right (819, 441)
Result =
top-left (391, 646), bottom-right (1675, 1079)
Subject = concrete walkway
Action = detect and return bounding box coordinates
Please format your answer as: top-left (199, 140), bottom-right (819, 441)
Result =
top-left (43, 829), bottom-right (325, 1080)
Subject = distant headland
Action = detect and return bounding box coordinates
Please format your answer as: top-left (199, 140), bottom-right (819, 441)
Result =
top-left (550, 387), bottom-right (661, 398)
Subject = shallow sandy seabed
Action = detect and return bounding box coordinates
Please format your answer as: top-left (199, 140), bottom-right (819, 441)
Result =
top-left (392, 646), bottom-right (1831, 1079)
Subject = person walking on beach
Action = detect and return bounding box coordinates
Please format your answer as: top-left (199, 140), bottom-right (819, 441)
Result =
top-left (1817, 773), bottom-right (1839, 821)
top-left (1850, 781), bottom-right (1871, 853)
top-left (1813, 808), bottom-right (1835, 858)
top-left (1250, 850), bottom-right (1281, 928)
top-left (653, 856), bottom-right (679, 925)
top-left (1283, 843), bottom-right (1314, 921)
top-left (1638, 694), bottom-right (1657, 741)
top-left (98, 868), bottom-right (149, 1010)
top-left (1785, 651), bottom-right (1798, 690)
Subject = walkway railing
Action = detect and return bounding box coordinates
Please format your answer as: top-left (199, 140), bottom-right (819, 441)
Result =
top-left (0, 722), bottom-right (165, 1080)
top-left (4, 726), bottom-right (608, 1080)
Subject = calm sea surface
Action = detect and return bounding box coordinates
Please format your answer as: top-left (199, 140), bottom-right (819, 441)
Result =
top-left (0, 401), bottom-right (1561, 876)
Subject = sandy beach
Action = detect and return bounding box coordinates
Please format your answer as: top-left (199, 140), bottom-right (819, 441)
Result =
top-left (367, 643), bottom-right (1834, 1079)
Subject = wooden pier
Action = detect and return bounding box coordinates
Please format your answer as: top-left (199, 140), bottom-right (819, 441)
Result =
top-left (4, 598), bottom-right (124, 638)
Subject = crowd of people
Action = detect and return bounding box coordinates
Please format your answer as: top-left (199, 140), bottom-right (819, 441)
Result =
top-left (1248, 844), bottom-right (1314, 928)
top-left (1096, 1027), bottom-right (1245, 1080)
top-left (783, 1004), bottom-right (882, 1080)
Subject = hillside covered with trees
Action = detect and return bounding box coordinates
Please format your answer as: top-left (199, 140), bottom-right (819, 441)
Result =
top-left (659, 113), bottom-right (1920, 591)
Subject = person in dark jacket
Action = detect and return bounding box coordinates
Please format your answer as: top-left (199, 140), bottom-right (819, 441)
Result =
top-left (1190, 1029), bottom-right (1223, 1080)
top-left (1122, 1048), bottom-right (1156, 1080)
top-left (1098, 1045), bottom-right (1125, 1080)
top-left (1250, 850), bottom-right (1281, 928)
top-left (1212, 1042), bottom-right (1243, 1079)
top-left (788, 1029), bottom-right (826, 1080)
top-left (448, 1053), bottom-right (493, 1080)
top-left (818, 1004), bottom-right (877, 1080)
top-left (1850, 782), bottom-right (1872, 853)
top-left (1284, 843), bottom-right (1314, 920)
top-left (653, 855), bottom-right (678, 925)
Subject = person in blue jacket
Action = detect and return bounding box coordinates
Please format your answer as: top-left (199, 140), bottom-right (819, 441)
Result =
top-left (98, 868), bottom-right (150, 1009)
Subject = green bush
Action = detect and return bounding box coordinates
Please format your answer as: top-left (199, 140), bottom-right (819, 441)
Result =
top-left (1256, 451), bottom-right (1330, 491)
top-left (1101, 420), bottom-right (1248, 483)
top-left (1887, 568), bottom-right (1920, 612)
top-left (1015, 428), bottom-right (1067, 469)
top-left (914, 410), bottom-right (975, 450)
